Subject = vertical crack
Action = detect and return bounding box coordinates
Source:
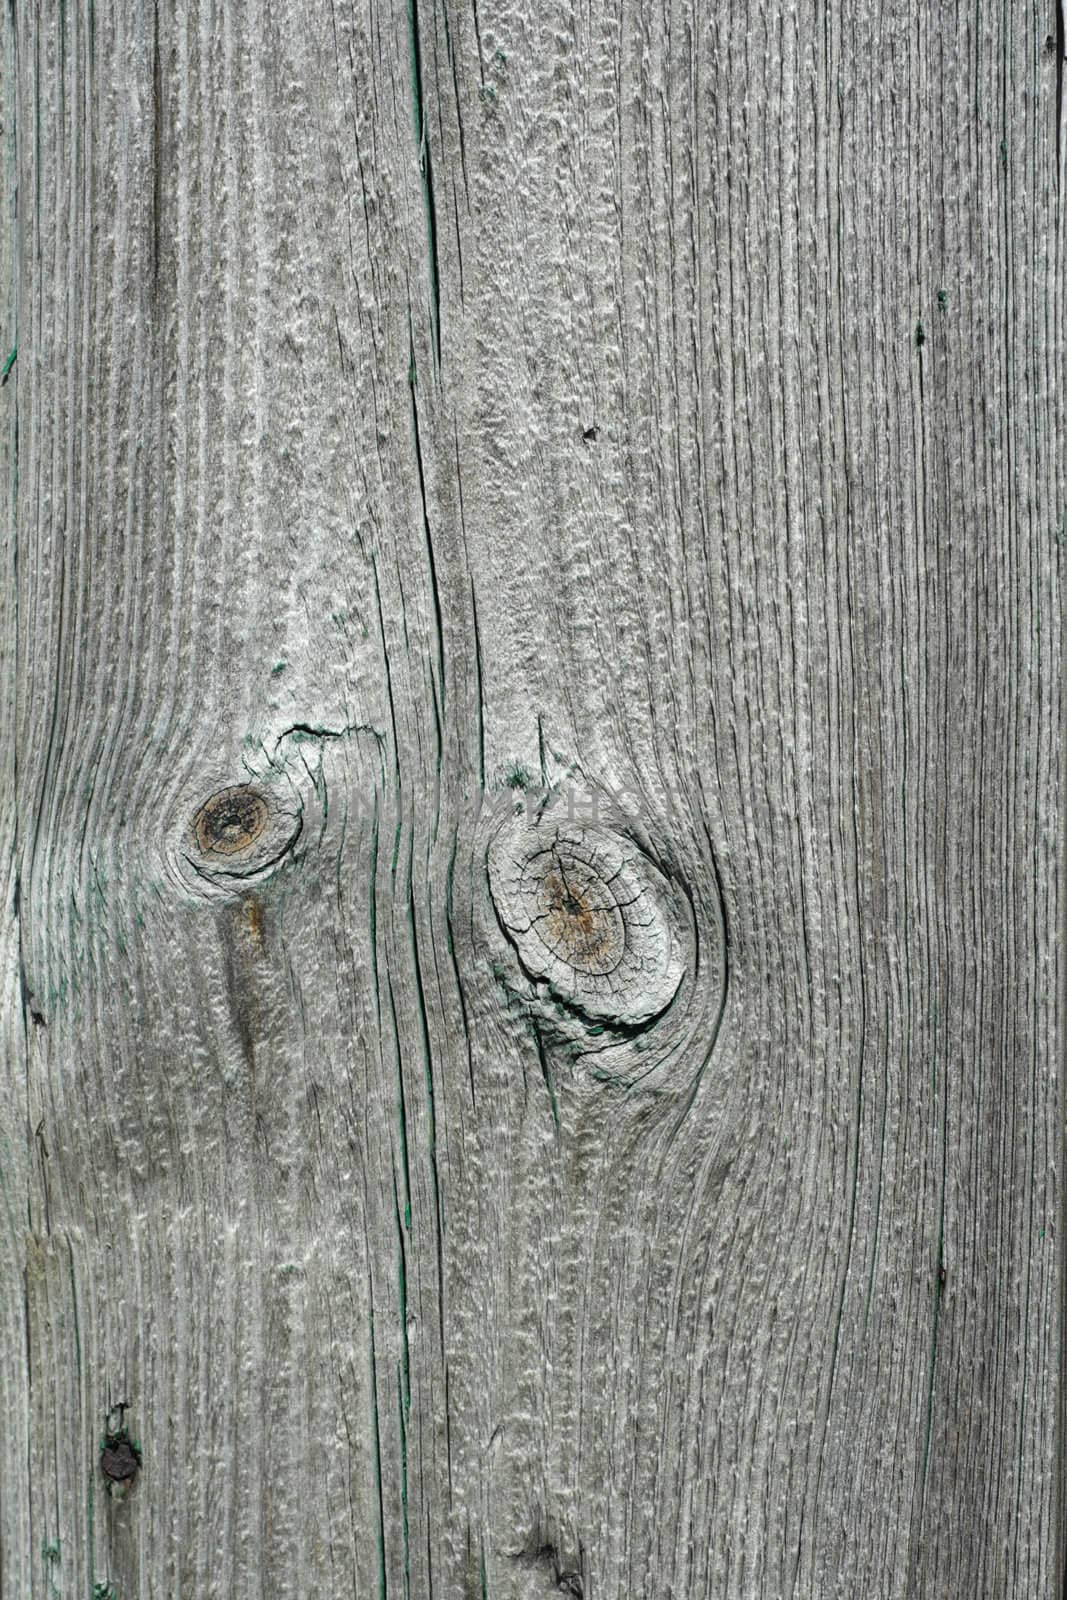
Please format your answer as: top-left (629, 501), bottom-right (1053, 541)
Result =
top-left (1056, 0), bottom-right (1065, 171)
top-left (408, 0), bottom-right (442, 365)
top-left (408, 324), bottom-right (446, 729)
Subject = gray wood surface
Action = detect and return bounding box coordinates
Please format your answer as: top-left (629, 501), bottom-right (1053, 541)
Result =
top-left (1, 2), bottom-right (1063, 1596)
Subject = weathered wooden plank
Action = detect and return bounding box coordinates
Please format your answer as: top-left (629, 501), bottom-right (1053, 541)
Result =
top-left (1, 2), bottom-right (1062, 1597)
top-left (0, 2), bottom-right (31, 1590)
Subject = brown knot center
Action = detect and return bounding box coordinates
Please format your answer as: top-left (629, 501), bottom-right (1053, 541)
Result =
top-left (194, 786), bottom-right (269, 856)
top-left (536, 861), bottom-right (624, 975)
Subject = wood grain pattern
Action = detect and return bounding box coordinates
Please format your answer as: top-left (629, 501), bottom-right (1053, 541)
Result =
top-left (1, 2), bottom-right (1062, 1596)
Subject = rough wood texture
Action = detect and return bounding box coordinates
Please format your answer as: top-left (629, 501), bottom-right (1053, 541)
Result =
top-left (1, 3), bottom-right (1063, 1597)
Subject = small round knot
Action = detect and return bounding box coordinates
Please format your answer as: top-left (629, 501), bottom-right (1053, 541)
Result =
top-left (194, 786), bottom-right (269, 856)
top-left (186, 782), bottom-right (302, 883)
top-left (487, 812), bottom-right (687, 1028)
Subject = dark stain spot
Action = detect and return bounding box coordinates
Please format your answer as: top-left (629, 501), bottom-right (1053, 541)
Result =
top-left (220, 904), bottom-right (259, 1076)
top-left (100, 1437), bottom-right (140, 1481)
top-left (510, 1540), bottom-right (583, 1595)
top-left (194, 786), bottom-right (269, 857)
top-left (100, 1410), bottom-right (141, 1494)
top-left (1046, 32), bottom-right (1058, 52)
top-left (582, 425), bottom-right (598, 441)
top-left (19, 955), bottom-right (47, 1027)
top-left (243, 893), bottom-right (266, 953)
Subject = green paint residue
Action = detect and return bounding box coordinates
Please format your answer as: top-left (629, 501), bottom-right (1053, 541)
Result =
top-left (1, 346), bottom-right (15, 382)
top-left (42, 1539), bottom-right (61, 1600)
top-left (270, 660), bottom-right (287, 677)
